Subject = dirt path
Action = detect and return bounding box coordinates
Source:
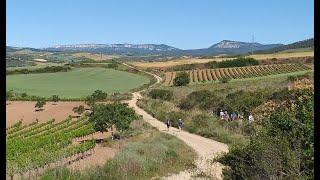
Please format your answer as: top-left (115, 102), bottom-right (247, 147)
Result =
top-left (122, 64), bottom-right (229, 179)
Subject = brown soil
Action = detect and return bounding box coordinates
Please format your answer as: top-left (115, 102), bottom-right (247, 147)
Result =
top-left (6, 101), bottom-right (87, 128)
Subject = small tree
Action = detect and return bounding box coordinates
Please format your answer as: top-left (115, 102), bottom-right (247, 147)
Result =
top-left (85, 95), bottom-right (96, 108)
top-left (6, 90), bottom-right (14, 100)
top-left (72, 105), bottom-right (85, 116)
top-left (89, 103), bottom-right (138, 138)
top-left (173, 72), bottom-right (190, 86)
top-left (35, 99), bottom-right (46, 111)
top-left (92, 90), bottom-right (107, 100)
top-left (52, 95), bottom-right (60, 105)
top-left (21, 92), bottom-right (27, 98)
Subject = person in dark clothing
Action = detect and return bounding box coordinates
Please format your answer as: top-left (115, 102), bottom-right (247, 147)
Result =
top-left (166, 119), bottom-right (171, 131)
top-left (178, 119), bottom-right (183, 131)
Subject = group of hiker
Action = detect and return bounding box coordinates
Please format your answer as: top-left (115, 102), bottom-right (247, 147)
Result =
top-left (165, 118), bottom-right (183, 131)
top-left (165, 110), bottom-right (255, 131)
top-left (218, 109), bottom-right (254, 123)
top-left (219, 110), bottom-right (239, 121)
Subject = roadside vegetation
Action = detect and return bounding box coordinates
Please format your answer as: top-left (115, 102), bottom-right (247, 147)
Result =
top-left (215, 78), bottom-right (314, 179)
top-left (138, 72), bottom-right (313, 146)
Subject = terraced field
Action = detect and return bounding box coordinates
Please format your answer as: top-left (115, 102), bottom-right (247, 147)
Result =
top-left (6, 116), bottom-right (97, 179)
top-left (163, 63), bottom-right (312, 85)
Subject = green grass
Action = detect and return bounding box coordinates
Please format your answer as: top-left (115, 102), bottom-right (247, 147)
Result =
top-left (6, 67), bottom-right (150, 98)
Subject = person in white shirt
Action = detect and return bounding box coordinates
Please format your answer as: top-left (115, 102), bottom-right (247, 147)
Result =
top-left (219, 110), bottom-right (224, 119)
top-left (248, 113), bottom-right (254, 124)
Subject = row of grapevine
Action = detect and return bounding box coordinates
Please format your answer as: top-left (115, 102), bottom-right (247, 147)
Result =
top-left (163, 63), bottom-right (312, 85)
top-left (6, 116), bottom-right (97, 177)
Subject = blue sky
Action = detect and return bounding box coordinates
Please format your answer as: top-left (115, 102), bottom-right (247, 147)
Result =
top-left (6, 0), bottom-right (314, 49)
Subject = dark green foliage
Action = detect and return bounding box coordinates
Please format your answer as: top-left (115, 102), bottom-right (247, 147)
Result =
top-left (85, 95), bottom-right (96, 107)
top-left (107, 63), bottom-right (118, 69)
top-left (168, 64), bottom-right (197, 71)
top-left (89, 103), bottom-right (138, 132)
top-left (205, 57), bottom-right (259, 69)
top-left (72, 105), bottom-right (85, 115)
top-left (287, 72), bottom-right (313, 82)
top-left (35, 98), bottom-right (46, 110)
top-left (6, 90), bottom-right (14, 100)
top-left (178, 89), bottom-right (270, 117)
top-left (225, 90), bottom-right (271, 117)
top-left (21, 93), bottom-right (27, 98)
top-left (6, 66), bottom-right (71, 75)
top-left (173, 72), bottom-right (190, 86)
top-left (91, 90), bottom-right (108, 100)
top-left (217, 87), bottom-right (314, 179)
top-left (219, 77), bottom-right (230, 83)
top-left (148, 89), bottom-right (173, 101)
top-left (178, 90), bottom-right (221, 111)
top-left (84, 90), bottom-right (108, 108)
top-left (51, 95), bottom-right (60, 103)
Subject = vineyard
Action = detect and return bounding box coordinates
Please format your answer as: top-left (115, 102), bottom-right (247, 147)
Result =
top-left (163, 63), bottom-right (312, 85)
top-left (6, 116), bottom-right (97, 179)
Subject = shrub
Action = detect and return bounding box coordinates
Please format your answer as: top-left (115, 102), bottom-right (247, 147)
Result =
top-left (72, 105), bottom-right (85, 115)
top-left (173, 72), bottom-right (190, 86)
top-left (148, 89), bottom-right (173, 101)
top-left (91, 90), bottom-right (108, 100)
top-left (287, 72), bottom-right (313, 82)
top-left (220, 77), bottom-right (230, 83)
top-left (35, 98), bottom-right (46, 110)
top-left (107, 63), bottom-right (118, 69)
top-left (52, 95), bottom-right (60, 103)
top-left (205, 57), bottom-right (259, 69)
top-left (6, 90), bottom-right (14, 100)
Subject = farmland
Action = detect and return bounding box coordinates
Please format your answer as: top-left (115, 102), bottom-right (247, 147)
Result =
top-left (131, 50), bottom-right (314, 68)
top-left (163, 63), bottom-right (312, 85)
top-left (6, 116), bottom-right (97, 179)
top-left (6, 68), bottom-right (150, 98)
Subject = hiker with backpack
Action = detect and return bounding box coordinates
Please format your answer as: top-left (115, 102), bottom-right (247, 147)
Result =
top-left (178, 118), bottom-right (184, 131)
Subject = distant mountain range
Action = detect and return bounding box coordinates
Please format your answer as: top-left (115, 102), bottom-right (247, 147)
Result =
top-left (254, 38), bottom-right (314, 54)
top-left (41, 40), bottom-right (283, 56)
top-left (7, 38), bottom-right (313, 57)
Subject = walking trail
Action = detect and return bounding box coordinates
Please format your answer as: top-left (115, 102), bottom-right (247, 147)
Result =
top-left (123, 63), bottom-right (229, 179)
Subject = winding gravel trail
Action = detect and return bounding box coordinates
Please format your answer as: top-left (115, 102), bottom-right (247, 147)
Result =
top-left (123, 63), bottom-right (229, 179)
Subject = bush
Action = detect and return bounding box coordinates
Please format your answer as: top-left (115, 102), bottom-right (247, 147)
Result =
top-left (287, 72), bottom-right (313, 82)
top-left (148, 89), bottom-right (173, 101)
top-left (178, 90), bottom-right (221, 111)
top-left (205, 57), bottom-right (259, 69)
top-left (220, 77), bottom-right (230, 83)
top-left (173, 72), bottom-right (190, 86)
top-left (6, 66), bottom-right (71, 75)
top-left (91, 90), bottom-right (108, 100)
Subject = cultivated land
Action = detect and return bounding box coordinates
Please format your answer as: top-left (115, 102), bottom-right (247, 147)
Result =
top-left (6, 68), bottom-right (150, 98)
top-left (6, 62), bottom-right (65, 70)
top-left (131, 50), bottom-right (314, 68)
top-left (72, 52), bottom-right (119, 61)
top-left (163, 63), bottom-right (312, 85)
top-left (6, 101), bottom-right (86, 128)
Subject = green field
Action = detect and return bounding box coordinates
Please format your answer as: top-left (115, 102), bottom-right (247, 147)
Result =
top-left (6, 68), bottom-right (150, 98)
